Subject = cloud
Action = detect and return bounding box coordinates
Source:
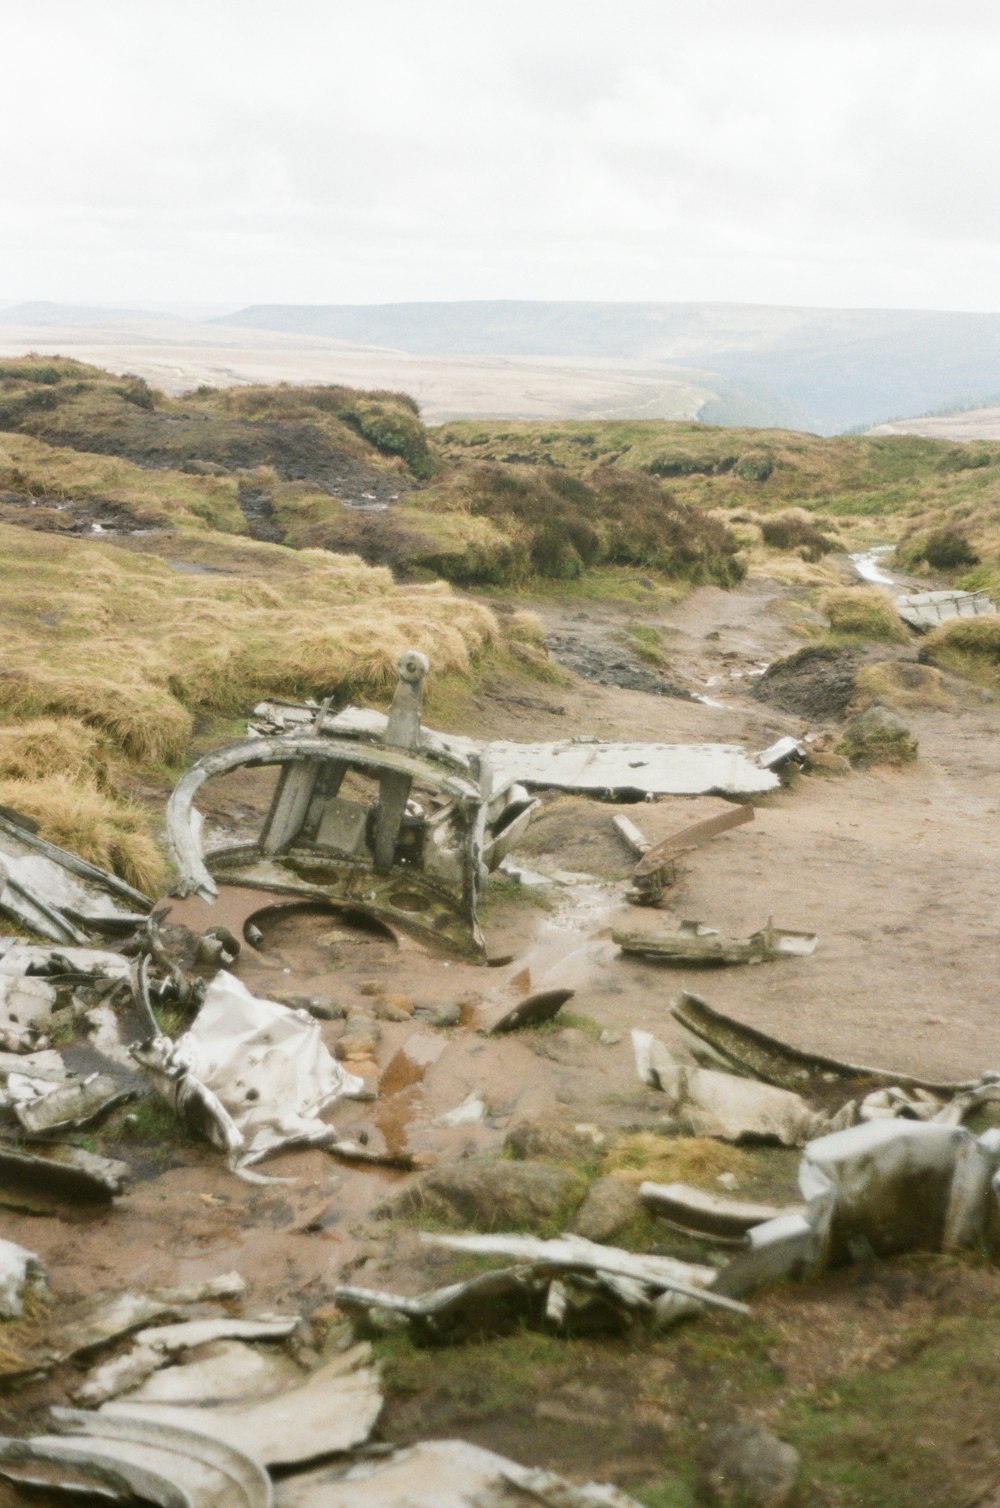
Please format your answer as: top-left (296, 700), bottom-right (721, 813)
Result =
top-left (2, 0), bottom-right (998, 309)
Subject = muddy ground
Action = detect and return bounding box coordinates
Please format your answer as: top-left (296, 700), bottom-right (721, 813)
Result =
top-left (2, 551), bottom-right (1000, 1505)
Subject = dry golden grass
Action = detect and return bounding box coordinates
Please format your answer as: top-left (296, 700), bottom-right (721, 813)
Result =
top-left (852, 662), bottom-right (955, 712)
top-left (606, 1132), bottom-right (749, 1187)
top-left (0, 774), bottom-right (163, 892)
top-left (0, 523), bottom-right (507, 884)
top-left (820, 587), bottom-right (909, 643)
top-left (0, 716), bottom-right (112, 784)
top-left (919, 614), bottom-right (1000, 691)
top-left (0, 432), bottom-right (245, 533)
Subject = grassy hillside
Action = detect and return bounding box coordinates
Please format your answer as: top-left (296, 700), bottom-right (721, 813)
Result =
top-left (2, 356), bottom-right (999, 886)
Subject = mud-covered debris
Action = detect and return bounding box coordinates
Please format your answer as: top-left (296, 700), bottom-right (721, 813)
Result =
top-left (484, 986), bottom-right (575, 1034)
top-left (629, 804), bottom-right (755, 903)
top-left (0, 972), bottom-right (58, 1051)
top-left (670, 990), bottom-right (976, 1095)
top-left (99, 1340), bottom-right (381, 1468)
top-left (895, 587), bottom-right (996, 631)
top-left (633, 1029), bottom-right (852, 1146)
top-left (0, 1406), bottom-right (271, 1508)
top-left (0, 808), bottom-right (151, 945)
top-left (0, 942), bottom-right (132, 981)
top-left (336, 1228), bottom-right (743, 1342)
top-left (612, 813), bottom-right (650, 857)
top-left (0, 1238), bottom-right (45, 1319)
top-left (8, 1069), bottom-right (138, 1134)
top-left (132, 971), bottom-right (365, 1174)
top-left (0, 1140), bottom-right (129, 1207)
top-left (275, 1437), bottom-right (644, 1508)
top-left (616, 919), bottom-right (817, 966)
top-left (639, 1182), bottom-right (796, 1244)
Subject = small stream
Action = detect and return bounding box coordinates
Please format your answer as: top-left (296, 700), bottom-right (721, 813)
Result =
top-left (850, 545), bottom-right (897, 585)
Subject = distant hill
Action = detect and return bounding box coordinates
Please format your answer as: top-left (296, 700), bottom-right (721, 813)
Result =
top-left (213, 300), bottom-right (1000, 435)
top-left (0, 301), bottom-right (177, 326)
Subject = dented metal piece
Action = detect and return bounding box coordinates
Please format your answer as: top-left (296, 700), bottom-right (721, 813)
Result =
top-left (0, 810), bottom-right (151, 944)
top-left (670, 991), bottom-right (975, 1095)
top-left (615, 918), bottom-right (817, 965)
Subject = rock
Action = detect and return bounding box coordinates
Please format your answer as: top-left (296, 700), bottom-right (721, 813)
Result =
top-left (568, 1178), bottom-right (642, 1243)
top-left (274, 994), bottom-right (345, 1020)
top-left (838, 704), bottom-right (917, 767)
top-left (807, 750), bottom-right (851, 774)
top-left (390, 1158), bottom-right (587, 1230)
top-left (382, 993), bottom-right (415, 1017)
top-left (504, 1118), bottom-right (603, 1164)
top-left (696, 1419), bottom-right (800, 1507)
top-left (336, 1031), bottom-right (378, 1060)
top-left (425, 1003), bottom-right (461, 1029)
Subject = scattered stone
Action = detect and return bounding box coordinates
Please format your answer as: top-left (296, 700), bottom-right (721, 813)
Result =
top-left (599, 1029), bottom-right (622, 1046)
top-left (388, 1158), bottom-right (586, 1229)
top-left (569, 1178), bottom-right (642, 1243)
top-left (274, 994), bottom-right (345, 1020)
top-left (423, 1002), bottom-right (461, 1029)
top-left (696, 1419), bottom-right (800, 1506)
top-left (504, 1118), bottom-right (605, 1164)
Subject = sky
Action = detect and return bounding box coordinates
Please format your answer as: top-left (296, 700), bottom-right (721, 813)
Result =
top-left (3, 0), bottom-right (999, 313)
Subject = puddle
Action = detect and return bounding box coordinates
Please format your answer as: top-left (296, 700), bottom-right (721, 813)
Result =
top-left (851, 545), bottom-right (897, 585)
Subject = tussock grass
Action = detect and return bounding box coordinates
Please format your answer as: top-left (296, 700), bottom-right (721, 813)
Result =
top-left (0, 523), bottom-right (507, 883)
top-left (852, 662), bottom-right (954, 712)
top-left (0, 432), bottom-right (245, 533)
top-left (0, 774), bottom-right (162, 891)
top-left (820, 587), bottom-right (909, 643)
top-left (0, 717), bottom-right (112, 784)
top-left (919, 614), bottom-right (1000, 691)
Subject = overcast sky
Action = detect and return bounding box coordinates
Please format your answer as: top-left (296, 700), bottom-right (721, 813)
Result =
top-left (3, 0), bottom-right (998, 313)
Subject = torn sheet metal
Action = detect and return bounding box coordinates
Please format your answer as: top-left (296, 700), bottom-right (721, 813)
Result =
top-left (714, 1121), bottom-right (1000, 1300)
top-left (757, 736), bottom-right (808, 770)
top-left (7, 1071), bottom-right (137, 1135)
top-left (0, 943), bottom-right (132, 980)
top-left (74, 1318), bottom-right (301, 1408)
top-left (632, 1029), bottom-right (849, 1146)
top-left (274, 1438), bottom-right (644, 1508)
top-left (0, 1406), bottom-right (272, 1508)
top-left (0, 810), bottom-right (151, 944)
top-left (615, 919), bottom-right (817, 965)
top-left (639, 1181), bottom-right (794, 1245)
top-left (801, 1118), bottom-right (1000, 1262)
top-left (169, 652), bottom-right (535, 960)
top-left (895, 587), bottom-right (996, 631)
top-left (123, 1340), bottom-right (305, 1408)
top-left (255, 700), bottom-right (781, 796)
top-left (0, 1238), bottom-right (45, 1319)
top-left (133, 972), bottom-right (363, 1171)
top-left (670, 991), bottom-right (975, 1095)
top-left (101, 1341), bottom-right (382, 1468)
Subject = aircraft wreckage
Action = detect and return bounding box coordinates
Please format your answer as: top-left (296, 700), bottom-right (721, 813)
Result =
top-left (165, 648), bottom-right (781, 959)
